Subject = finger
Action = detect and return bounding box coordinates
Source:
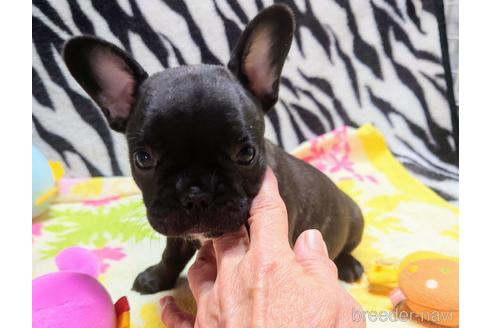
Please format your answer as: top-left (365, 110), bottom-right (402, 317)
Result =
top-left (160, 296), bottom-right (195, 328)
top-left (188, 241), bottom-right (217, 301)
top-left (248, 167), bottom-right (290, 251)
top-left (293, 229), bottom-right (338, 280)
top-left (213, 225), bottom-right (249, 272)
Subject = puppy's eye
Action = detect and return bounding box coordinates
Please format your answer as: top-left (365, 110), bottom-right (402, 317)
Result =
top-left (133, 149), bottom-right (155, 169)
top-left (235, 146), bottom-right (255, 165)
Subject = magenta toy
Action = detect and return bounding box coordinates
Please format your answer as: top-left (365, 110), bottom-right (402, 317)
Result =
top-left (32, 247), bottom-right (130, 328)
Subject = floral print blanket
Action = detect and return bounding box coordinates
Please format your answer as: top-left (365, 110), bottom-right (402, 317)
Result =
top-left (32, 124), bottom-right (458, 327)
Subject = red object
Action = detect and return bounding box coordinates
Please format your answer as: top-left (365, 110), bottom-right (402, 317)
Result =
top-left (115, 296), bottom-right (130, 315)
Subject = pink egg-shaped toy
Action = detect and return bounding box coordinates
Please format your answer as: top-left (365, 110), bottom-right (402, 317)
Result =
top-left (32, 272), bottom-right (116, 328)
top-left (32, 247), bottom-right (124, 328)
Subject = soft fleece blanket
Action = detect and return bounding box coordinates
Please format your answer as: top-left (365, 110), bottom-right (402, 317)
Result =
top-left (32, 124), bottom-right (458, 327)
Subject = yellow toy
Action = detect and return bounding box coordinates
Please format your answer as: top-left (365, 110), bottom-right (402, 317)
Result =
top-left (366, 257), bottom-right (400, 294)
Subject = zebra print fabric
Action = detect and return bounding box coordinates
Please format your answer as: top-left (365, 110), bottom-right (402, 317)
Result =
top-left (32, 0), bottom-right (458, 201)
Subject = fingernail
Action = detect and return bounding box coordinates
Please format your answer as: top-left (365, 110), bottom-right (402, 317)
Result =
top-left (305, 230), bottom-right (328, 256)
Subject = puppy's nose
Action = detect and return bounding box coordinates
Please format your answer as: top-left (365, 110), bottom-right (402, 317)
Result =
top-left (181, 186), bottom-right (212, 211)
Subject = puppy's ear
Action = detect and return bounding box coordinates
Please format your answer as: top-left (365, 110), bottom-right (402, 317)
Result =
top-left (63, 36), bottom-right (148, 132)
top-left (228, 4), bottom-right (295, 111)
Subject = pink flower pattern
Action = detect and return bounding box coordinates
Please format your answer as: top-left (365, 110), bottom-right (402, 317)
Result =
top-left (83, 195), bottom-right (121, 207)
top-left (32, 223), bottom-right (43, 243)
top-left (300, 126), bottom-right (378, 184)
top-left (91, 246), bottom-right (126, 273)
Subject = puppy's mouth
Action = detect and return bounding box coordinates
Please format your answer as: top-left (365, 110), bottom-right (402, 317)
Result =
top-left (146, 204), bottom-right (250, 238)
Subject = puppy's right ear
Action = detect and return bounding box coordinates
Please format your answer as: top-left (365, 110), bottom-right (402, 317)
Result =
top-left (63, 36), bottom-right (148, 132)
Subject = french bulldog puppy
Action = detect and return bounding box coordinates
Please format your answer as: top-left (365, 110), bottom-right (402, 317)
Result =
top-left (63, 4), bottom-right (364, 294)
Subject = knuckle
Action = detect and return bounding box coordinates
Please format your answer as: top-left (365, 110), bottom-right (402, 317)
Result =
top-left (251, 194), bottom-right (287, 215)
top-left (252, 254), bottom-right (283, 277)
top-left (326, 258), bottom-right (338, 275)
top-left (188, 262), bottom-right (200, 279)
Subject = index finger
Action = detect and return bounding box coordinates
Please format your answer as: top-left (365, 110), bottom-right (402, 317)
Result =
top-left (248, 167), bottom-right (290, 252)
top-left (188, 241), bottom-right (216, 302)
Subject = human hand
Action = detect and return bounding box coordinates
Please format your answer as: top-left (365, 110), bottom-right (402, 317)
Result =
top-left (161, 167), bottom-right (365, 327)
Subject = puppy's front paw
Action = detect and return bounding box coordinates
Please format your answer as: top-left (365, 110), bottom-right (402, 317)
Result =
top-left (335, 253), bottom-right (364, 283)
top-left (132, 265), bottom-right (177, 294)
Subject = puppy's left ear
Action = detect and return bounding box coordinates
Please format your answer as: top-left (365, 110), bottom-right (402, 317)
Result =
top-left (228, 4), bottom-right (295, 111)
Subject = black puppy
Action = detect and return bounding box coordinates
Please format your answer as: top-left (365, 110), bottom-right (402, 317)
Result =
top-left (63, 4), bottom-right (364, 294)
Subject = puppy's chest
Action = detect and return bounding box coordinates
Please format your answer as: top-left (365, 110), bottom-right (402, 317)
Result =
top-left (187, 233), bottom-right (211, 245)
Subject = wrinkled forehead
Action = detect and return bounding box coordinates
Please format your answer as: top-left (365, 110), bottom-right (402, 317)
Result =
top-left (144, 103), bottom-right (258, 148)
top-left (142, 65), bottom-right (239, 103)
top-left (136, 66), bottom-right (264, 149)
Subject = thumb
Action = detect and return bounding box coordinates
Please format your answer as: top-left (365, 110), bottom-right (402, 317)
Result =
top-left (293, 229), bottom-right (338, 280)
top-left (160, 296), bottom-right (195, 328)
